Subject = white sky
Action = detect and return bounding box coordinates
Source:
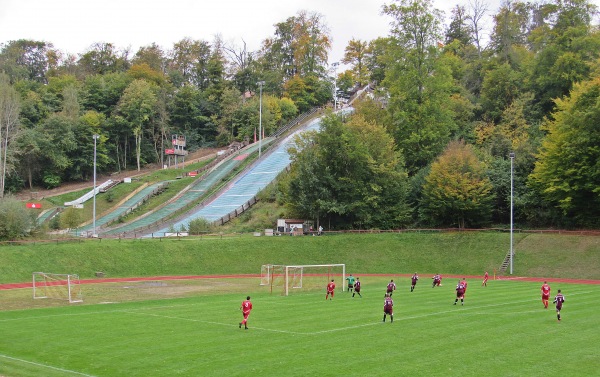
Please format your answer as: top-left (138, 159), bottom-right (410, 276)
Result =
top-left (1, 0), bottom-right (598, 66)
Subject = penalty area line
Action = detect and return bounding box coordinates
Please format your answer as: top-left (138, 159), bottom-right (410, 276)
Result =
top-left (0, 353), bottom-right (96, 377)
top-left (122, 310), bottom-right (308, 335)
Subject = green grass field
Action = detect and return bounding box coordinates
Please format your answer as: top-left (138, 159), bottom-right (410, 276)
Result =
top-left (0, 276), bottom-right (598, 377)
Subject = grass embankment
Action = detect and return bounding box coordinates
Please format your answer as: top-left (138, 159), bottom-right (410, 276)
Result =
top-left (1, 232), bottom-right (599, 285)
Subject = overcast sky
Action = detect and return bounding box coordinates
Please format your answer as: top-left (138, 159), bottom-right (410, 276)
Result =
top-left (1, 0), bottom-right (599, 66)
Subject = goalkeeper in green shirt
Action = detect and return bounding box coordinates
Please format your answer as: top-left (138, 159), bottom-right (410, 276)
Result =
top-left (346, 274), bottom-right (356, 293)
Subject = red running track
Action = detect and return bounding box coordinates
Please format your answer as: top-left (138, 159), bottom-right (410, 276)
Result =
top-left (1, 273), bottom-right (599, 290)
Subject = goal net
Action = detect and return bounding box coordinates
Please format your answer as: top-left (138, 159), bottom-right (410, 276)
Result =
top-left (32, 272), bottom-right (83, 303)
top-left (260, 264), bottom-right (345, 296)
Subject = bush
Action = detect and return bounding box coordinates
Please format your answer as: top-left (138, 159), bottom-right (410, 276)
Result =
top-left (43, 174), bottom-right (61, 189)
top-left (60, 207), bottom-right (81, 230)
top-left (0, 196), bottom-right (35, 240)
top-left (188, 218), bottom-right (213, 235)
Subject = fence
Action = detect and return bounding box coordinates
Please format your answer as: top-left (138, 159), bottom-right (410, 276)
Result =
top-left (270, 107), bottom-right (319, 138)
top-left (5, 227), bottom-right (600, 244)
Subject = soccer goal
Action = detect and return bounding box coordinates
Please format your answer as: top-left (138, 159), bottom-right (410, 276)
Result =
top-left (260, 264), bottom-right (345, 296)
top-left (32, 272), bottom-right (83, 303)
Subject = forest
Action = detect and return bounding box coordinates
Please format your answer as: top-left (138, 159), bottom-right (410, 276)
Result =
top-left (1, 0), bottom-right (599, 236)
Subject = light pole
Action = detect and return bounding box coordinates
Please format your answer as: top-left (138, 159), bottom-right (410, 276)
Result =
top-left (331, 62), bottom-right (339, 110)
top-left (509, 151), bottom-right (515, 275)
top-left (257, 81), bottom-right (265, 158)
top-left (93, 134), bottom-right (99, 237)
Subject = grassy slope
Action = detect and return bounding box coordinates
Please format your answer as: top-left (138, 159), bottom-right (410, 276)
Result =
top-left (1, 232), bottom-right (599, 285)
top-left (37, 157), bottom-right (216, 230)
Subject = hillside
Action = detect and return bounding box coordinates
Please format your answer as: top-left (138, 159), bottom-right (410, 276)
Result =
top-left (15, 148), bottom-right (219, 202)
top-left (1, 232), bottom-right (599, 285)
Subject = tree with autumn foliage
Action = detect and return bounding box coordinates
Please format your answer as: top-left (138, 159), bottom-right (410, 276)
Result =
top-left (342, 38), bottom-right (370, 86)
top-left (419, 140), bottom-right (495, 228)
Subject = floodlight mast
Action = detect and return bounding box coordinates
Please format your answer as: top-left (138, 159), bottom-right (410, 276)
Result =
top-left (92, 134), bottom-right (100, 237)
top-left (509, 152), bottom-right (515, 275)
top-left (257, 81), bottom-right (265, 158)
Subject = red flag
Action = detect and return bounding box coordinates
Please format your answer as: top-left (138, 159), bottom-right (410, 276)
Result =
top-left (26, 203), bottom-right (42, 209)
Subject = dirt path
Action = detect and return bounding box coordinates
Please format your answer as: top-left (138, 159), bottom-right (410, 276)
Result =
top-left (16, 148), bottom-right (220, 201)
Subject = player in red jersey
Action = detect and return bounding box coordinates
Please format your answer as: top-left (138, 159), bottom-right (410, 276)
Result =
top-left (410, 273), bottom-right (419, 292)
top-left (460, 278), bottom-right (468, 295)
top-left (454, 280), bottom-right (466, 305)
top-left (352, 277), bottom-right (362, 298)
top-left (432, 274), bottom-right (441, 288)
top-left (386, 279), bottom-right (397, 296)
top-left (325, 279), bottom-right (336, 300)
top-left (482, 271), bottom-right (489, 287)
top-left (383, 293), bottom-right (394, 323)
top-left (553, 290), bottom-right (565, 322)
top-left (541, 281), bottom-right (551, 309)
top-left (239, 296), bottom-right (253, 330)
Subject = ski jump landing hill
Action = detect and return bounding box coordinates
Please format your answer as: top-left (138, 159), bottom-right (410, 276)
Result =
top-left (145, 108), bottom-right (353, 237)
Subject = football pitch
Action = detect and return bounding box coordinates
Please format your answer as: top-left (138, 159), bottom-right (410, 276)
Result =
top-left (0, 276), bottom-right (598, 377)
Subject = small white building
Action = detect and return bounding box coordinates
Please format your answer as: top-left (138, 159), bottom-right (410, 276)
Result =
top-left (277, 219), bottom-right (311, 235)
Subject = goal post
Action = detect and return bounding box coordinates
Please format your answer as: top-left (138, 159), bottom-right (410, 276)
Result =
top-left (260, 264), bottom-right (345, 296)
top-left (32, 272), bottom-right (83, 303)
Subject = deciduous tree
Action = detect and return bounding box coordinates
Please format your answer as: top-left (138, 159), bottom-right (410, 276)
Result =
top-left (115, 79), bottom-right (157, 171)
top-left (0, 75), bottom-right (20, 197)
top-left (530, 78), bottom-right (600, 226)
top-left (342, 39), bottom-right (370, 86)
top-left (419, 140), bottom-right (495, 228)
top-left (383, 0), bottom-right (456, 174)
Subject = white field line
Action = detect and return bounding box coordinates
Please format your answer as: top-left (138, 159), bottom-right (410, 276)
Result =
top-left (0, 353), bottom-right (96, 377)
top-left (121, 310), bottom-right (307, 334)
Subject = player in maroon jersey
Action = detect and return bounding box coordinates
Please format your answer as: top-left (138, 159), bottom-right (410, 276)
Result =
top-left (410, 273), bottom-right (419, 292)
top-left (553, 290), bottom-right (565, 322)
top-left (352, 277), bottom-right (362, 298)
top-left (383, 293), bottom-right (394, 322)
top-left (325, 279), bottom-right (336, 300)
top-left (454, 280), bottom-right (466, 305)
top-left (239, 296), bottom-right (253, 330)
top-left (541, 281), bottom-right (551, 309)
top-left (432, 274), bottom-right (441, 288)
top-left (482, 271), bottom-right (489, 287)
top-left (386, 279), bottom-right (396, 296)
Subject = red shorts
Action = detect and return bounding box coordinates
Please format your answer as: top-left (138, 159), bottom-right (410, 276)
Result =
top-left (542, 294), bottom-right (550, 300)
top-left (384, 307), bottom-right (393, 315)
